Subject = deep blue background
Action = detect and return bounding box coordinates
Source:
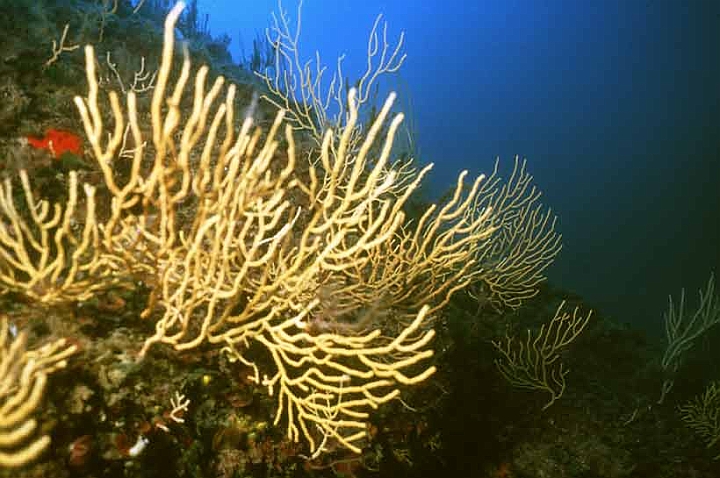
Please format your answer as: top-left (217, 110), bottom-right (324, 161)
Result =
top-left (165, 0), bottom-right (720, 333)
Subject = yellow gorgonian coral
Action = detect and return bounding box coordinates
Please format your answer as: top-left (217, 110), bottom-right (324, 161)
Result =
top-left (0, 317), bottom-right (77, 468)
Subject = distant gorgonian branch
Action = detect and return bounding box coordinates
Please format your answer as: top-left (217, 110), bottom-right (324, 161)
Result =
top-left (492, 301), bottom-right (592, 409)
top-left (468, 156), bottom-right (562, 310)
top-left (256, 0), bottom-right (406, 144)
top-left (679, 380), bottom-right (720, 459)
top-left (658, 273), bottom-right (720, 404)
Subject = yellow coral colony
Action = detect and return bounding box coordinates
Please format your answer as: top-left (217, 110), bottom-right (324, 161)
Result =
top-left (0, 317), bottom-right (77, 467)
top-left (0, 0), bottom-right (566, 461)
top-left (70, 2), bottom-right (495, 456)
top-left (0, 169), bottom-right (122, 304)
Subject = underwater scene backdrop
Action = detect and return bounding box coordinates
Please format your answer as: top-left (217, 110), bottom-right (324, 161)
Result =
top-left (0, 1), bottom-right (718, 477)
